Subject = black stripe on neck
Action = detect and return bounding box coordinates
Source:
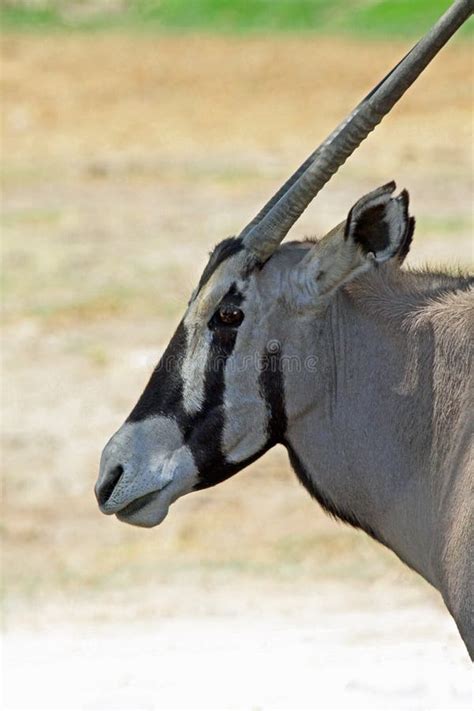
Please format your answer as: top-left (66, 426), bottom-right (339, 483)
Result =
top-left (283, 440), bottom-right (383, 544)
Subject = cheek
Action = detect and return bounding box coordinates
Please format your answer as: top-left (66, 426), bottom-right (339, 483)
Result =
top-left (220, 350), bottom-right (270, 464)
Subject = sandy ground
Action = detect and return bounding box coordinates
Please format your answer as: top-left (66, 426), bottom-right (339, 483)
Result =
top-left (1, 33), bottom-right (473, 710)
top-left (3, 609), bottom-right (471, 711)
top-left (3, 578), bottom-right (472, 710)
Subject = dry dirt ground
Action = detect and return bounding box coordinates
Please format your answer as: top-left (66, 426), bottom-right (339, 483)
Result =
top-left (1, 34), bottom-right (473, 709)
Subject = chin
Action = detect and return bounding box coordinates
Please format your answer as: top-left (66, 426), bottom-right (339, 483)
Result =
top-left (115, 493), bottom-right (170, 528)
top-left (116, 507), bottom-right (169, 528)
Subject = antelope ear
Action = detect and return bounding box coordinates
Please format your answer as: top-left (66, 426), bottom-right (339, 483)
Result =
top-left (345, 181), bottom-right (414, 264)
top-left (290, 182), bottom-right (414, 309)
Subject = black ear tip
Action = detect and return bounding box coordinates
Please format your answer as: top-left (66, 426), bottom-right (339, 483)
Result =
top-left (398, 188), bottom-right (410, 206)
top-left (396, 189), bottom-right (410, 225)
top-left (397, 215), bottom-right (415, 263)
top-left (382, 180), bottom-right (397, 194)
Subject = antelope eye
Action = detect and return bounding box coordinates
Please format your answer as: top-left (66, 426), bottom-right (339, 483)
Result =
top-left (215, 304), bottom-right (244, 327)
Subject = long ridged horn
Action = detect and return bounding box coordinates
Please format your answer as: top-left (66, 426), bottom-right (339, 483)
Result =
top-left (241, 0), bottom-right (472, 261)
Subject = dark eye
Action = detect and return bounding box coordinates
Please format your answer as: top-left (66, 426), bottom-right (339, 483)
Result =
top-left (214, 304), bottom-right (244, 327)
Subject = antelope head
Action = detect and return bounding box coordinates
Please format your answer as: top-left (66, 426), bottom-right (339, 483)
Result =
top-left (95, 1), bottom-right (471, 527)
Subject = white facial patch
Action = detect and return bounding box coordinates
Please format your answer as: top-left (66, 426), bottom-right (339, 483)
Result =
top-left (181, 319), bottom-right (211, 416)
top-left (181, 253), bottom-right (249, 416)
top-left (221, 311), bottom-right (269, 464)
top-left (222, 388), bottom-right (269, 464)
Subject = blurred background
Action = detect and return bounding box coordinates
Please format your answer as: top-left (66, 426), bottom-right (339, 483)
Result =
top-left (2, 1), bottom-right (473, 709)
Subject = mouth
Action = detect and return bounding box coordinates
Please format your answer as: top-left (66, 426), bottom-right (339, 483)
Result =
top-left (115, 482), bottom-right (172, 528)
top-left (117, 490), bottom-right (160, 517)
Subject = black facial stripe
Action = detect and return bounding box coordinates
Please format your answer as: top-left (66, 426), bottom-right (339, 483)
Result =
top-left (194, 341), bottom-right (288, 489)
top-left (187, 296), bottom-right (241, 487)
top-left (127, 320), bottom-right (187, 424)
top-left (259, 345), bottom-right (287, 445)
top-left (128, 279), bottom-right (247, 425)
top-left (126, 285), bottom-right (287, 492)
top-left (222, 282), bottom-right (245, 304)
top-left (187, 288), bottom-right (289, 488)
top-left (194, 236), bottom-right (245, 299)
top-left (126, 285), bottom-right (254, 488)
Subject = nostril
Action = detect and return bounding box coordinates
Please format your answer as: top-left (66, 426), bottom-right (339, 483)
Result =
top-left (97, 464), bottom-right (124, 507)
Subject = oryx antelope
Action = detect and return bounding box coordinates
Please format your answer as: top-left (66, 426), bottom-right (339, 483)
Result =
top-left (96, 0), bottom-right (473, 656)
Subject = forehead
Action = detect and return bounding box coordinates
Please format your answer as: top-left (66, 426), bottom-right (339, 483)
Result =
top-left (194, 236), bottom-right (245, 296)
top-left (187, 238), bottom-right (312, 319)
top-left (188, 237), bottom-right (251, 315)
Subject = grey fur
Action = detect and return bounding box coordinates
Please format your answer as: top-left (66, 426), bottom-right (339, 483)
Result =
top-left (95, 9), bottom-right (473, 659)
top-left (96, 185), bottom-right (473, 656)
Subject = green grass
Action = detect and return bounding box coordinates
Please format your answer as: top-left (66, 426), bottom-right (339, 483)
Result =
top-left (1, 0), bottom-right (473, 36)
